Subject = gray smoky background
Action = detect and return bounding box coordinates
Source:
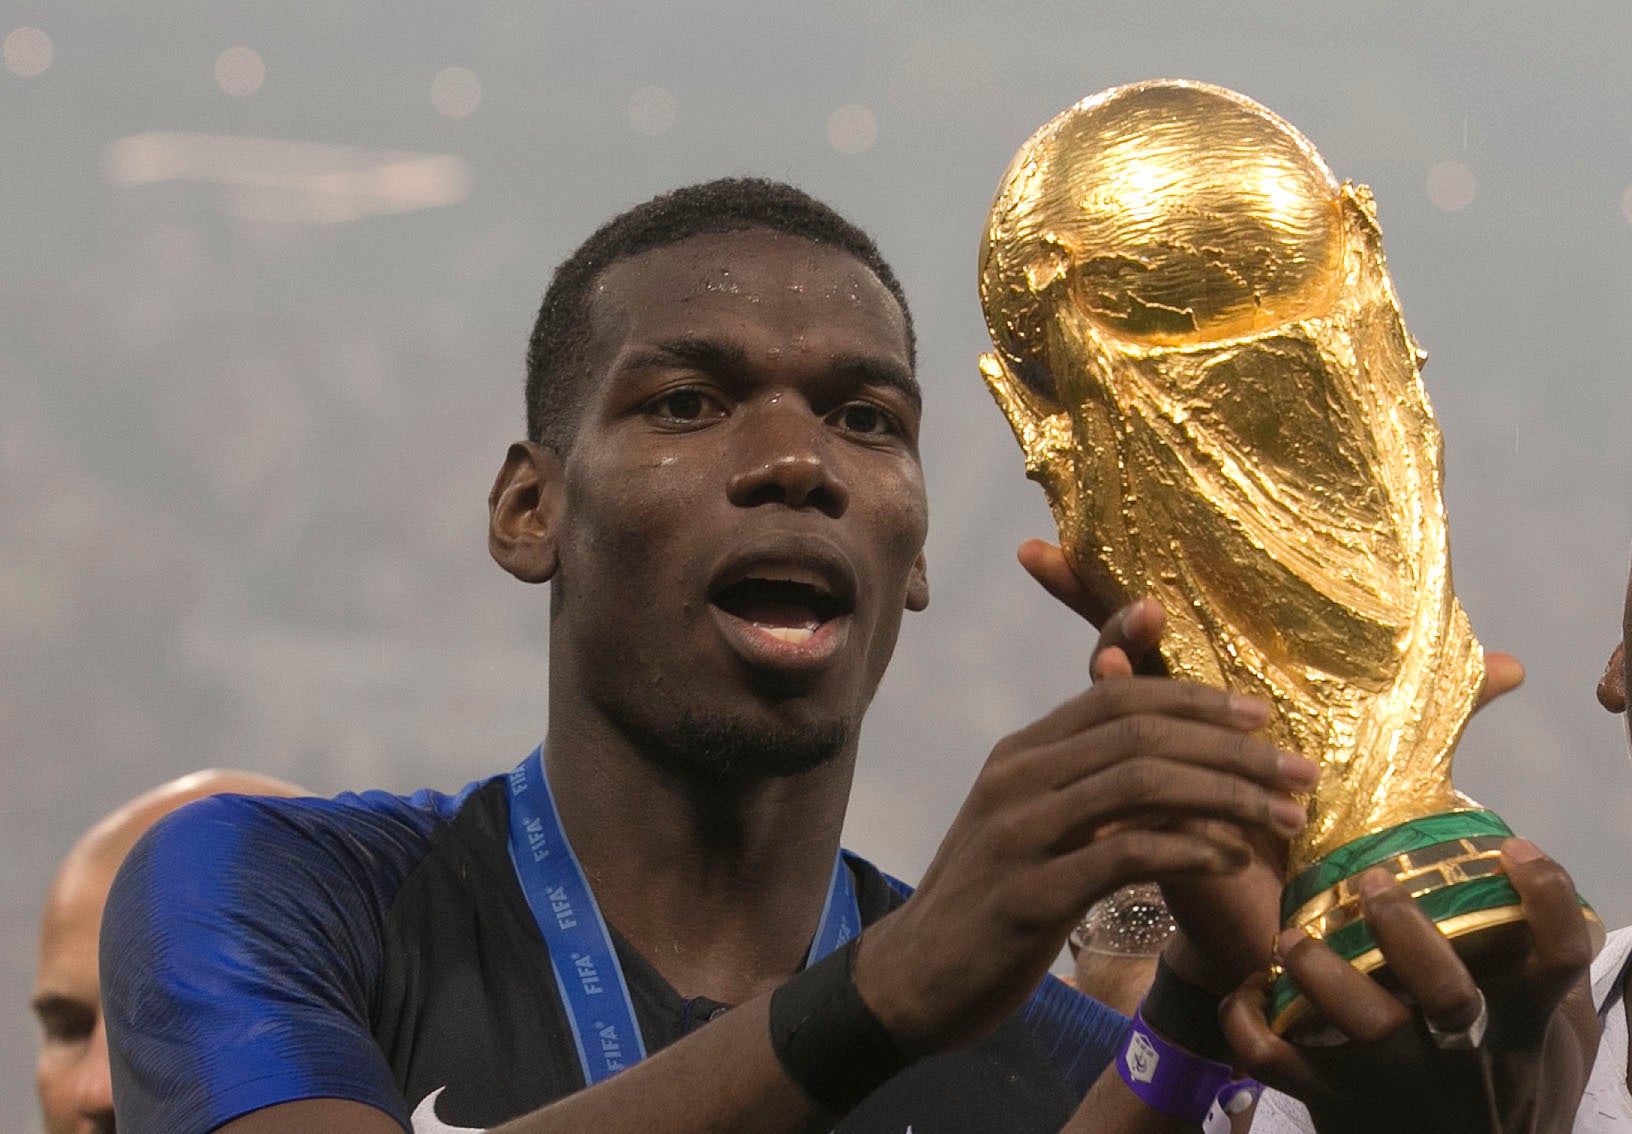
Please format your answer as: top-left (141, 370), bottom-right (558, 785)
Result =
top-left (4, 2), bottom-right (1631, 1124)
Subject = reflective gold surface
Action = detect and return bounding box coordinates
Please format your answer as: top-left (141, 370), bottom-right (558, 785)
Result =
top-left (980, 81), bottom-right (1486, 871)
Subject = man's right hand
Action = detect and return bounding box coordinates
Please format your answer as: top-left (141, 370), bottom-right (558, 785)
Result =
top-left (852, 674), bottom-right (1319, 1057)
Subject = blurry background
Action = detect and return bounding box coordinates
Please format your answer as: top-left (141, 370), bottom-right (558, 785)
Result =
top-left (5, 1), bottom-right (1632, 1124)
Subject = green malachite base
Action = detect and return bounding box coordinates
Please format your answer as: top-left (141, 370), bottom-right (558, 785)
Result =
top-left (1279, 810), bottom-right (1515, 924)
top-left (1268, 810), bottom-right (1598, 1034)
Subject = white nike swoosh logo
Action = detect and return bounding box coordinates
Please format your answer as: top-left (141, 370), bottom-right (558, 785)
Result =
top-left (410, 1087), bottom-right (485, 1134)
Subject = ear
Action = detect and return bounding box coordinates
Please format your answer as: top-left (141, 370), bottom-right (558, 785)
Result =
top-left (905, 550), bottom-right (929, 612)
top-left (1598, 642), bottom-right (1627, 713)
top-left (489, 441), bottom-right (564, 584)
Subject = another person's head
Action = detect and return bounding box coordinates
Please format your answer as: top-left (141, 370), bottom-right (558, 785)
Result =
top-left (490, 179), bottom-right (929, 782)
top-left (1598, 556), bottom-right (1629, 725)
top-left (32, 770), bottom-right (304, 1134)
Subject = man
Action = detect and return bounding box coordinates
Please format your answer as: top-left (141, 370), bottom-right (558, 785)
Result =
top-left (1573, 564), bottom-right (1632, 1129)
top-left (32, 769), bottom-right (303, 1134)
top-left (100, 179), bottom-right (1588, 1134)
top-left (100, 179), bottom-right (1316, 1133)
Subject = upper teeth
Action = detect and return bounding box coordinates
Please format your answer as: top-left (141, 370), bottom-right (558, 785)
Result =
top-left (763, 626), bottom-right (816, 644)
top-left (750, 571), bottom-right (826, 593)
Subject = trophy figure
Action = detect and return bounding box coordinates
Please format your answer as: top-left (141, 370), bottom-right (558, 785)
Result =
top-left (977, 80), bottom-right (1597, 1032)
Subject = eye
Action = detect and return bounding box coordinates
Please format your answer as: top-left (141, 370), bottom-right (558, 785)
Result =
top-left (35, 1001), bottom-right (96, 1045)
top-left (830, 402), bottom-right (901, 437)
top-left (646, 387), bottom-right (726, 425)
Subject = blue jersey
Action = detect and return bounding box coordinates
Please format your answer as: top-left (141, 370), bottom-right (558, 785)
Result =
top-left (102, 767), bottom-right (1129, 1133)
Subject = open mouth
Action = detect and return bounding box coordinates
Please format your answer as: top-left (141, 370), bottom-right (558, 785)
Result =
top-left (710, 575), bottom-right (850, 645)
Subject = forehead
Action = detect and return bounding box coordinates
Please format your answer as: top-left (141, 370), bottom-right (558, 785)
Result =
top-left (35, 858), bottom-right (114, 998)
top-left (585, 229), bottom-right (912, 372)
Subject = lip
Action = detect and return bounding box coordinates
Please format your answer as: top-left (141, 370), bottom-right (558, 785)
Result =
top-left (709, 606), bottom-right (853, 675)
top-left (706, 534), bottom-right (859, 676)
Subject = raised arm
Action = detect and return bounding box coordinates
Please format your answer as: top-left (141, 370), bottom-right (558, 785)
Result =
top-left (113, 675), bottom-right (1314, 1134)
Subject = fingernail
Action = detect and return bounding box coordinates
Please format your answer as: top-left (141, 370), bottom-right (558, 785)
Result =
top-left (1276, 927), bottom-right (1308, 959)
top-left (1504, 838), bottom-right (1543, 864)
top-left (1270, 796), bottom-right (1308, 832)
top-left (1278, 753), bottom-right (1320, 791)
top-left (1358, 867), bottom-right (1394, 898)
top-left (1122, 602), bottom-right (1149, 637)
top-left (1231, 695), bottom-right (1270, 727)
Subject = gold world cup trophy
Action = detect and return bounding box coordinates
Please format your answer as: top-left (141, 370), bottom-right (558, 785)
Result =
top-left (978, 80), bottom-right (1599, 1033)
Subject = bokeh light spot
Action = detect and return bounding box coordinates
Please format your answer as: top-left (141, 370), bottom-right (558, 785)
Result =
top-left (213, 46), bottom-right (265, 97)
top-left (628, 86), bottom-right (676, 136)
top-left (3, 26), bottom-right (53, 77)
top-left (827, 104), bottom-right (877, 155)
top-left (431, 67), bottom-right (482, 119)
top-left (1426, 160), bottom-right (1476, 212)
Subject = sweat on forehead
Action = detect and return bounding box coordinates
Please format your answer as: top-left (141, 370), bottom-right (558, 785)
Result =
top-left (588, 230), bottom-right (915, 380)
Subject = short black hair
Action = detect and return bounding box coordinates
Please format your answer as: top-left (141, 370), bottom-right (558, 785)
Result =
top-left (525, 177), bottom-right (916, 451)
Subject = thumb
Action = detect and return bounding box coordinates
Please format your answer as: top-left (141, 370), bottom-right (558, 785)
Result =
top-left (1475, 650), bottom-right (1524, 710)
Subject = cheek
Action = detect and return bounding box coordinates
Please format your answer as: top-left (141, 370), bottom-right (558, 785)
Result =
top-left (872, 473), bottom-right (929, 577)
top-left (559, 456), bottom-right (717, 627)
top-left (36, 1051), bottom-right (76, 1129)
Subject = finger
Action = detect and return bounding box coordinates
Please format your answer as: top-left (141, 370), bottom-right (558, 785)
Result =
top-left (1354, 868), bottom-right (1483, 1034)
top-left (1474, 650), bottom-right (1525, 709)
top-left (1041, 827), bottom-right (1252, 915)
top-left (1017, 539), bottom-right (1110, 627)
top-left (1027, 713), bottom-right (1319, 796)
top-left (1502, 839), bottom-right (1594, 1001)
top-left (1219, 973), bottom-right (1320, 1096)
top-left (1598, 642), bottom-right (1627, 712)
top-left (1093, 645), bottom-right (1134, 681)
top-left (1275, 927), bottom-right (1412, 1043)
top-left (1003, 675), bottom-right (1274, 753)
top-left (1091, 598), bottom-right (1168, 679)
top-left (1038, 758), bottom-right (1310, 846)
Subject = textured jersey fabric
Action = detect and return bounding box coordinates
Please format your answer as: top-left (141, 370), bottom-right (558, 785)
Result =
top-left (1575, 925), bottom-right (1632, 1132)
top-left (103, 769), bottom-right (1130, 1134)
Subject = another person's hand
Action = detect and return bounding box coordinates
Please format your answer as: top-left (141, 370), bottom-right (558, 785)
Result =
top-left (1220, 842), bottom-right (1598, 1134)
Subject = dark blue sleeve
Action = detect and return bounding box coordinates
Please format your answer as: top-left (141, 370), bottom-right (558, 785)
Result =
top-left (101, 792), bottom-right (449, 1134)
top-left (869, 857), bottom-right (1129, 1099)
top-left (1020, 975), bottom-right (1130, 1099)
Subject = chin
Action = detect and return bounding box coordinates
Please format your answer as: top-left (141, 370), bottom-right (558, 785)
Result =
top-left (625, 708), bottom-right (852, 783)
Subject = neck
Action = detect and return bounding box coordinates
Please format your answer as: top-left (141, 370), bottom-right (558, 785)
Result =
top-left (539, 717), bottom-right (855, 1005)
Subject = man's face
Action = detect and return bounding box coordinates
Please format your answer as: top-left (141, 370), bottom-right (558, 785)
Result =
top-left (546, 228), bottom-right (928, 777)
top-left (32, 854), bottom-right (117, 1134)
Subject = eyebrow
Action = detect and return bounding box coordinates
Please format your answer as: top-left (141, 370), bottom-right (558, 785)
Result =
top-left (30, 992), bottom-right (92, 1023)
top-left (631, 337), bottom-right (921, 410)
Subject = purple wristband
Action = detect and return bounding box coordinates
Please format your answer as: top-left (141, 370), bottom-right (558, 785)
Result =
top-left (1118, 1004), bottom-right (1257, 1124)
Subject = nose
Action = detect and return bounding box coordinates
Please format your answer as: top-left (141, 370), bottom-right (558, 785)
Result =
top-left (77, 1019), bottom-right (115, 1129)
top-left (725, 402), bottom-right (848, 517)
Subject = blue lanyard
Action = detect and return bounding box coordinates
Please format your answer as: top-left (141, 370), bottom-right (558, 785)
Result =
top-left (505, 745), bottom-right (860, 1087)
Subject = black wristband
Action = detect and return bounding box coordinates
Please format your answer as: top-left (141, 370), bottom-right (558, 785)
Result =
top-left (1139, 954), bottom-right (1230, 1061)
top-left (768, 938), bottom-right (910, 1114)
